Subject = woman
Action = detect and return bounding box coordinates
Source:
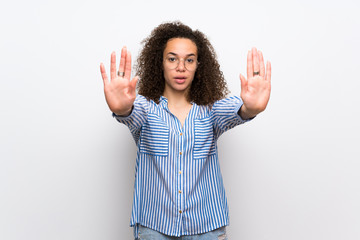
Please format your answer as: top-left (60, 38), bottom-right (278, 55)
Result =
top-left (100, 21), bottom-right (271, 239)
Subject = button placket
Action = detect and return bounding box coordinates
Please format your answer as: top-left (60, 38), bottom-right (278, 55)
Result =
top-left (179, 131), bottom-right (183, 156)
top-left (178, 130), bottom-right (183, 216)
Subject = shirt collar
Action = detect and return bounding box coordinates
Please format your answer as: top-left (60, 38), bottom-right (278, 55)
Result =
top-left (160, 95), bottom-right (195, 105)
top-left (159, 95), bottom-right (168, 103)
top-left (159, 96), bottom-right (170, 112)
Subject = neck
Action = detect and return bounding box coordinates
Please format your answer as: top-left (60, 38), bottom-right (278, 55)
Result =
top-left (163, 88), bottom-right (191, 107)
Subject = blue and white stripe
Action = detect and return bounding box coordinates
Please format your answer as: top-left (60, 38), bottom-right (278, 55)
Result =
top-left (113, 94), bottom-right (251, 237)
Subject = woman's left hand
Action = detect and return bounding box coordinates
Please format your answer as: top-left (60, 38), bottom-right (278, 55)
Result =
top-left (239, 47), bottom-right (272, 119)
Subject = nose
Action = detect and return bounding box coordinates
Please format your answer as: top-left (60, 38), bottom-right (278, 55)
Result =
top-left (176, 59), bottom-right (186, 71)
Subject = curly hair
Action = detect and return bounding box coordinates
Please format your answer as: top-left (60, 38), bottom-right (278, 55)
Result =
top-left (136, 21), bottom-right (229, 105)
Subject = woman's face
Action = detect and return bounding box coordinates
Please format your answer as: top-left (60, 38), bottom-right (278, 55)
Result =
top-left (162, 38), bottom-right (198, 96)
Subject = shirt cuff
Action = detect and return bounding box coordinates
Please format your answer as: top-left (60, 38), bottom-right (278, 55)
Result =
top-left (235, 101), bottom-right (256, 123)
top-left (112, 106), bottom-right (134, 120)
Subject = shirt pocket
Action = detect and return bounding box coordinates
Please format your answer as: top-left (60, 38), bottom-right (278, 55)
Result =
top-left (139, 113), bottom-right (169, 156)
top-left (193, 117), bottom-right (216, 159)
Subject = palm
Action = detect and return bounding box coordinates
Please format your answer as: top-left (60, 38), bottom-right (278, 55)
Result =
top-left (240, 48), bottom-right (272, 116)
top-left (100, 47), bottom-right (138, 115)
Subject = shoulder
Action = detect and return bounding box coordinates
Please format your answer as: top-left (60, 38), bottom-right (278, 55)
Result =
top-left (135, 94), bottom-right (148, 103)
top-left (213, 96), bottom-right (242, 106)
top-left (210, 96), bottom-right (243, 116)
top-left (195, 96), bottom-right (241, 118)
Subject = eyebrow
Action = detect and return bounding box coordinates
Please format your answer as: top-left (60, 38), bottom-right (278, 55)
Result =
top-left (167, 52), bottom-right (196, 57)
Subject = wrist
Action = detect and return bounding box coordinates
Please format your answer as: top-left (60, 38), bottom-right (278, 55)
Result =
top-left (239, 105), bottom-right (257, 120)
top-left (113, 106), bottom-right (133, 117)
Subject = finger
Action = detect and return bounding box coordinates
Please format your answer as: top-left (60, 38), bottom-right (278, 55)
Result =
top-left (124, 49), bottom-right (132, 80)
top-left (110, 51), bottom-right (116, 80)
top-left (252, 47), bottom-right (260, 75)
top-left (100, 63), bottom-right (108, 86)
top-left (240, 74), bottom-right (248, 93)
top-left (259, 50), bottom-right (265, 77)
top-left (247, 50), bottom-right (253, 79)
top-left (265, 61), bottom-right (272, 82)
top-left (118, 46), bottom-right (127, 78)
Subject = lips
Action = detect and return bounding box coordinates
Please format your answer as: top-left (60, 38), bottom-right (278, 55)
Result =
top-left (174, 76), bottom-right (186, 84)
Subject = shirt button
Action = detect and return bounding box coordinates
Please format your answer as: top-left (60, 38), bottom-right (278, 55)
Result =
top-left (179, 190), bottom-right (182, 194)
top-left (180, 133), bottom-right (183, 136)
top-left (179, 210), bottom-right (182, 214)
top-left (179, 170), bottom-right (182, 174)
top-left (179, 151), bottom-right (182, 155)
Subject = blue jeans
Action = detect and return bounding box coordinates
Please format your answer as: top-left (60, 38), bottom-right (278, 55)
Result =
top-left (136, 225), bottom-right (227, 240)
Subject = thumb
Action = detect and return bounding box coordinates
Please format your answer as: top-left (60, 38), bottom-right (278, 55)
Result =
top-left (239, 74), bottom-right (247, 93)
top-left (130, 76), bottom-right (139, 92)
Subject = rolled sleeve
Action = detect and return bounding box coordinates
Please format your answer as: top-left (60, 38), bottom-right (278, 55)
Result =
top-left (211, 96), bottom-right (254, 138)
top-left (112, 95), bottom-right (149, 143)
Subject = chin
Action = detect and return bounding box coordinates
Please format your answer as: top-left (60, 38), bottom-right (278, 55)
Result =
top-left (174, 84), bottom-right (191, 92)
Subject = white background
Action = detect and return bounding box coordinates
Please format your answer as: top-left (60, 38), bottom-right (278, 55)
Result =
top-left (1, 0), bottom-right (360, 239)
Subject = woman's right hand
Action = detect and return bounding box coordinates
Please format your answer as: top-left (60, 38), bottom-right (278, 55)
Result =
top-left (100, 47), bottom-right (138, 116)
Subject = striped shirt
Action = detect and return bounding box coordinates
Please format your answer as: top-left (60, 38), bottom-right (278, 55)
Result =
top-left (113, 94), bottom-right (251, 237)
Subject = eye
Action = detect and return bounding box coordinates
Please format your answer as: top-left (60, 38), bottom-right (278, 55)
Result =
top-left (168, 57), bottom-right (177, 62)
top-left (186, 58), bottom-right (195, 64)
